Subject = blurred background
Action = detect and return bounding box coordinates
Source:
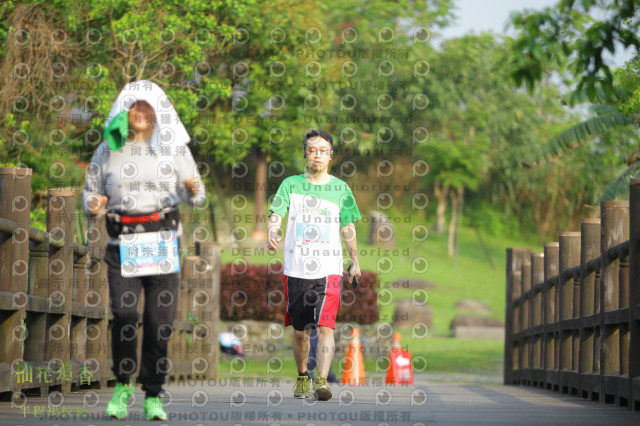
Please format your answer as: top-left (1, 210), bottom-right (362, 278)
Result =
top-left (1, 0), bottom-right (638, 382)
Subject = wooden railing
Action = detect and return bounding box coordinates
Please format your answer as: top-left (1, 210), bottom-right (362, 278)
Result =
top-left (505, 179), bottom-right (640, 411)
top-left (0, 167), bottom-right (220, 396)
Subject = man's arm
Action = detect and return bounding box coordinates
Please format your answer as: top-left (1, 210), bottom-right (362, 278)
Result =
top-left (267, 212), bottom-right (283, 250)
top-left (82, 147), bottom-right (108, 216)
top-left (175, 146), bottom-right (206, 207)
top-left (341, 222), bottom-right (360, 283)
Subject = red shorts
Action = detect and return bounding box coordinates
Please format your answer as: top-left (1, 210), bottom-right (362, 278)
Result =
top-left (283, 274), bottom-right (341, 330)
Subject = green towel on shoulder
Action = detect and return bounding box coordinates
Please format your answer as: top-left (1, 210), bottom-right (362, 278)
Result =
top-left (104, 110), bottom-right (129, 151)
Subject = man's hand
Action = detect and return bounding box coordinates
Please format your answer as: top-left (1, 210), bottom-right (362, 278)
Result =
top-left (341, 222), bottom-right (360, 283)
top-left (266, 212), bottom-right (283, 251)
top-left (346, 262), bottom-right (361, 284)
top-left (266, 233), bottom-right (281, 251)
top-left (185, 177), bottom-right (200, 194)
top-left (87, 194), bottom-right (108, 215)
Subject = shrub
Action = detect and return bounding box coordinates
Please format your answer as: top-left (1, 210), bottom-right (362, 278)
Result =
top-left (219, 263), bottom-right (379, 324)
top-left (336, 270), bottom-right (379, 324)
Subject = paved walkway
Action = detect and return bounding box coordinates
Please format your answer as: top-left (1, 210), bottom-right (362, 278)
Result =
top-left (0, 376), bottom-right (637, 425)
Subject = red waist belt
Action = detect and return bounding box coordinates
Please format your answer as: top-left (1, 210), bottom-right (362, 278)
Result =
top-left (120, 212), bottom-right (161, 224)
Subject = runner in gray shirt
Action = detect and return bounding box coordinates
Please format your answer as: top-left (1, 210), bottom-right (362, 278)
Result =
top-left (82, 131), bottom-right (205, 245)
top-left (81, 80), bottom-right (205, 421)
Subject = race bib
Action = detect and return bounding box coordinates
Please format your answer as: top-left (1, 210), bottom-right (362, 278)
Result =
top-left (119, 230), bottom-right (180, 277)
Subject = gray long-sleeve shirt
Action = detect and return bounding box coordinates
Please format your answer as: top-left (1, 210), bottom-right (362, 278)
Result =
top-left (82, 140), bottom-right (206, 244)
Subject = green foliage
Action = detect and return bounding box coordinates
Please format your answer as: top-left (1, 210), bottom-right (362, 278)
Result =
top-left (516, 53), bottom-right (639, 204)
top-left (29, 206), bottom-right (47, 231)
top-left (1, 0), bottom-right (256, 168)
top-left (202, 0), bottom-right (334, 169)
top-left (12, 122), bottom-right (87, 193)
top-left (507, 4), bottom-right (640, 212)
top-left (1, 0), bottom-right (454, 176)
top-left (317, 0), bottom-right (446, 157)
top-left (599, 160), bottom-right (640, 202)
top-left (508, 0), bottom-right (640, 100)
top-left (202, 0), bottom-right (455, 171)
top-left (0, 1), bottom-right (17, 59)
top-left (416, 33), bottom-right (591, 240)
top-left (186, 311), bottom-right (200, 326)
top-left (421, 139), bottom-right (486, 191)
top-left (560, 84), bottom-right (629, 107)
top-left (616, 56), bottom-right (640, 115)
top-left (464, 201), bottom-right (515, 237)
top-left (418, 34), bottom-right (504, 192)
top-left (524, 110), bottom-right (635, 166)
top-left (4, 0), bottom-right (633, 243)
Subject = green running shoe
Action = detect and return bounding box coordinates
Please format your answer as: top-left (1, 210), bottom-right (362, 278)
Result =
top-left (143, 396), bottom-right (168, 421)
top-left (313, 371), bottom-right (332, 401)
top-left (293, 374), bottom-right (312, 398)
top-left (106, 381), bottom-right (134, 419)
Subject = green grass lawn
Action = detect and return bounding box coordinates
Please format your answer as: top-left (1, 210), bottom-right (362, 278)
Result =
top-left (217, 336), bottom-right (504, 380)
top-left (214, 199), bottom-right (539, 377)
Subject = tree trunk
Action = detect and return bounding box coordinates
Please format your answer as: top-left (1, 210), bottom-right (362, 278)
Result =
top-left (251, 152), bottom-right (267, 241)
top-left (434, 181), bottom-right (448, 234)
top-left (447, 190), bottom-right (457, 258)
top-left (208, 163), bottom-right (248, 262)
top-left (448, 186), bottom-right (464, 260)
top-left (453, 186), bottom-right (464, 267)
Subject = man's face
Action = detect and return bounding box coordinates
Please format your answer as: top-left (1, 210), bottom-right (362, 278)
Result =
top-left (305, 136), bottom-right (333, 172)
top-left (128, 101), bottom-right (156, 135)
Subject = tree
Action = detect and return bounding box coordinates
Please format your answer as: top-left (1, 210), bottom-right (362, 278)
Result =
top-left (509, 0), bottom-right (640, 203)
top-left (418, 31), bottom-right (606, 244)
top-left (420, 34), bottom-right (512, 257)
top-left (199, 0), bottom-right (343, 240)
top-left (300, 0), bottom-right (454, 222)
top-left (204, 0), bottom-right (455, 238)
top-left (0, 0), bottom-right (254, 184)
top-left (509, 0), bottom-right (640, 101)
top-left (521, 60), bottom-right (639, 202)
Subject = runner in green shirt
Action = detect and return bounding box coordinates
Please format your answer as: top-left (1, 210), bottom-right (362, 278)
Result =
top-left (267, 129), bottom-right (361, 401)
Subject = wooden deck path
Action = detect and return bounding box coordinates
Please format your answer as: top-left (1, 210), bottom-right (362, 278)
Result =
top-left (0, 376), bottom-right (637, 425)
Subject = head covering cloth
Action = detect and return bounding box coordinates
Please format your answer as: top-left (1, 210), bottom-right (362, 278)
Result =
top-left (103, 80), bottom-right (190, 151)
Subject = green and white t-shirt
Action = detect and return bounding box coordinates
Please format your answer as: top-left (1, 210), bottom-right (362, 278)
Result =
top-left (269, 174), bottom-right (361, 279)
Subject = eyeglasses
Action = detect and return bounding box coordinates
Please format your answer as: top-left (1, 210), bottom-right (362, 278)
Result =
top-left (306, 147), bottom-right (333, 157)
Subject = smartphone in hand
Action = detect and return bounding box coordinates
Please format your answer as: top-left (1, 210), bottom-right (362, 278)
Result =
top-left (349, 263), bottom-right (359, 290)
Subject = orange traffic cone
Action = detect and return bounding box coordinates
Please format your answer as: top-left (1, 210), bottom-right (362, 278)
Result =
top-left (342, 328), bottom-right (366, 385)
top-left (385, 332), bottom-right (414, 384)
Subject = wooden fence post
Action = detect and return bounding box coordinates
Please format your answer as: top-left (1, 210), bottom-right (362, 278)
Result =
top-left (628, 179), bottom-right (640, 410)
top-left (505, 183), bottom-right (638, 409)
top-left (86, 215), bottom-right (109, 389)
top-left (521, 260), bottom-right (532, 383)
top-left (505, 248), bottom-right (530, 385)
top-left (579, 218), bottom-right (600, 399)
top-left (543, 242), bottom-right (559, 389)
top-left (46, 190), bottom-right (75, 393)
top-left (71, 245), bottom-right (90, 377)
top-left (0, 167), bottom-right (31, 393)
top-left (24, 228), bottom-right (49, 396)
top-left (1, 167), bottom-right (218, 397)
top-left (173, 255), bottom-right (195, 379)
top-left (196, 242), bottom-right (220, 380)
top-left (600, 201), bottom-right (629, 404)
top-left (559, 232), bottom-right (580, 394)
top-left (531, 253), bottom-right (544, 379)
top-left (618, 223), bottom-right (631, 395)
